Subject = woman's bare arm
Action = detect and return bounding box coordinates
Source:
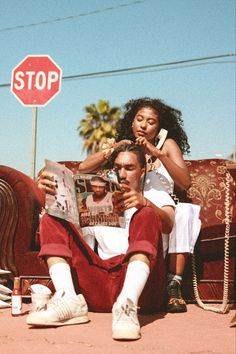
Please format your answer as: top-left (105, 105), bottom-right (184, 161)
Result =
top-left (136, 137), bottom-right (190, 190)
top-left (78, 139), bottom-right (132, 173)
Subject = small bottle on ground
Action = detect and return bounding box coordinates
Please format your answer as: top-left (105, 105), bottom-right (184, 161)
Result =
top-left (11, 277), bottom-right (22, 316)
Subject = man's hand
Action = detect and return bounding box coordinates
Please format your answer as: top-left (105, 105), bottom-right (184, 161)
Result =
top-left (36, 170), bottom-right (56, 195)
top-left (112, 190), bottom-right (125, 215)
top-left (120, 184), bottom-right (146, 210)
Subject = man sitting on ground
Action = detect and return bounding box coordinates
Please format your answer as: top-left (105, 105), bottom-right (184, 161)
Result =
top-left (27, 143), bottom-right (175, 341)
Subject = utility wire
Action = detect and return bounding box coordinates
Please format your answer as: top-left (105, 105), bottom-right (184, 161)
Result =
top-left (0, 53), bottom-right (235, 88)
top-left (0, 0), bottom-right (144, 33)
top-left (62, 53), bottom-right (236, 81)
top-left (73, 60), bottom-right (236, 80)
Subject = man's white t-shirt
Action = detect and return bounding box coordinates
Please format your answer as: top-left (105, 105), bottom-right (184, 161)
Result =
top-left (82, 189), bottom-right (175, 260)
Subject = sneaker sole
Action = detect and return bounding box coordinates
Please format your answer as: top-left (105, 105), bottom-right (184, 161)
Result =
top-left (27, 315), bottom-right (90, 327)
top-left (167, 306), bottom-right (187, 313)
top-left (112, 329), bottom-right (141, 340)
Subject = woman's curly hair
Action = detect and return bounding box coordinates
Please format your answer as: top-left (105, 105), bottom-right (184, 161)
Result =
top-left (116, 97), bottom-right (190, 155)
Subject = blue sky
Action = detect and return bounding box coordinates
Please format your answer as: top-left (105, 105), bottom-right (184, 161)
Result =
top-left (0, 0), bottom-right (235, 176)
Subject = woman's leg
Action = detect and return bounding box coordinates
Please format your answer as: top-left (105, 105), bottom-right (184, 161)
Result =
top-left (167, 253), bottom-right (188, 313)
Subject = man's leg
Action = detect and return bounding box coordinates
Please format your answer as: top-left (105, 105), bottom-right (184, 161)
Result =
top-left (47, 257), bottom-right (77, 299)
top-left (27, 255), bottom-right (89, 327)
top-left (116, 254), bottom-right (150, 306)
top-left (26, 215), bottom-right (89, 327)
top-left (112, 253), bottom-right (150, 340)
top-left (112, 207), bottom-right (165, 340)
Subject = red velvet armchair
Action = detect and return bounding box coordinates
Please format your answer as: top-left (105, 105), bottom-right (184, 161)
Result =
top-left (0, 159), bottom-right (235, 303)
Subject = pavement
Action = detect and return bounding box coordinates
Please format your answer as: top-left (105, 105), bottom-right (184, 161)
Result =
top-left (0, 303), bottom-right (235, 354)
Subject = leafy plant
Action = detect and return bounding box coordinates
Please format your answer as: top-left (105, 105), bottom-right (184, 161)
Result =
top-left (77, 99), bottom-right (122, 154)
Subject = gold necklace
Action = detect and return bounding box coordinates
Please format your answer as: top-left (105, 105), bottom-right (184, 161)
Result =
top-left (146, 155), bottom-right (156, 171)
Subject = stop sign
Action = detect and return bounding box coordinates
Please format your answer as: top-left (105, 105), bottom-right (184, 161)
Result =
top-left (11, 55), bottom-right (62, 106)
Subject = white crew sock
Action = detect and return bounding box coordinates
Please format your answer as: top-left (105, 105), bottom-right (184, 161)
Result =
top-left (116, 260), bottom-right (150, 306)
top-left (173, 274), bottom-right (182, 284)
top-left (49, 262), bottom-right (77, 299)
top-left (167, 272), bottom-right (182, 284)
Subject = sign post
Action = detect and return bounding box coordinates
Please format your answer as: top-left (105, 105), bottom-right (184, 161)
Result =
top-left (31, 107), bottom-right (38, 180)
top-left (11, 55), bottom-right (62, 179)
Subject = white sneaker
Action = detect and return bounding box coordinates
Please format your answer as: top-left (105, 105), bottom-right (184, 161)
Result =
top-left (112, 298), bottom-right (141, 340)
top-left (26, 290), bottom-right (89, 327)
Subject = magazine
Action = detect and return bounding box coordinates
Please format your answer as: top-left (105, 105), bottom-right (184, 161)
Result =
top-left (44, 160), bottom-right (125, 227)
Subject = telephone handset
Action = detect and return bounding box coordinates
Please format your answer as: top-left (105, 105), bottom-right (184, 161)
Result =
top-left (156, 129), bottom-right (168, 150)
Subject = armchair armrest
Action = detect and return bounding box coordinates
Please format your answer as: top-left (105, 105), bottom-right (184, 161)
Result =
top-left (0, 165), bottom-right (45, 276)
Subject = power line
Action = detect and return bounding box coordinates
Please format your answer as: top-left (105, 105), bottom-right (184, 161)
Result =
top-left (0, 53), bottom-right (235, 88)
top-left (0, 0), bottom-right (144, 33)
top-left (76, 59), bottom-right (236, 80)
top-left (62, 53), bottom-right (236, 81)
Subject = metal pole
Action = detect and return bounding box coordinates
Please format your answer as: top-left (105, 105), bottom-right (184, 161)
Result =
top-left (31, 106), bottom-right (38, 180)
top-left (233, 145), bottom-right (236, 162)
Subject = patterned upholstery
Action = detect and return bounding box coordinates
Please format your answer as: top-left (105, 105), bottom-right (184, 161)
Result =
top-left (178, 159), bottom-right (236, 301)
top-left (186, 159), bottom-right (235, 230)
top-left (181, 159), bottom-right (236, 259)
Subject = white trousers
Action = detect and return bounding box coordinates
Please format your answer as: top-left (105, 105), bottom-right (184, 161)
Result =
top-left (162, 203), bottom-right (201, 257)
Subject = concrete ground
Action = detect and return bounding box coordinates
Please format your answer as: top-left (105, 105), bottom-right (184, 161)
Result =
top-left (0, 303), bottom-right (235, 354)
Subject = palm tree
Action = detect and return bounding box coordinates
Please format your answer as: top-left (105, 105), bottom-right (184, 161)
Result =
top-left (77, 99), bottom-right (122, 155)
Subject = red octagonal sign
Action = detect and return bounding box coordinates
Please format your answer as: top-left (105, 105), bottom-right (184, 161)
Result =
top-left (11, 55), bottom-right (62, 107)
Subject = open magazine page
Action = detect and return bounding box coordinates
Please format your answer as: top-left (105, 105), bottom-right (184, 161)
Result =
top-left (45, 160), bottom-right (79, 224)
top-left (74, 173), bottom-right (125, 228)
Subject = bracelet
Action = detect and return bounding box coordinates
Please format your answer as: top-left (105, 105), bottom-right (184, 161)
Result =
top-left (101, 138), bottom-right (116, 150)
top-left (101, 138), bottom-right (116, 161)
top-left (143, 197), bottom-right (148, 207)
top-left (103, 147), bottom-right (114, 160)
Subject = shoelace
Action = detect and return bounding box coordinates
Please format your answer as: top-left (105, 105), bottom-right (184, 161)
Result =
top-left (45, 290), bottom-right (67, 310)
top-left (115, 301), bottom-right (140, 325)
top-left (122, 302), bottom-right (137, 316)
top-left (167, 282), bottom-right (182, 299)
top-left (32, 303), bottom-right (47, 312)
top-left (47, 297), bottom-right (62, 308)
